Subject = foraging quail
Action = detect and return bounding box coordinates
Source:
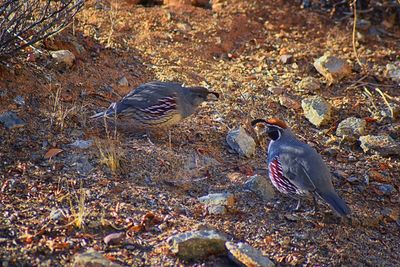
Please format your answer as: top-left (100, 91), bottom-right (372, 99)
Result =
top-left (91, 81), bottom-right (219, 130)
top-left (251, 118), bottom-right (351, 216)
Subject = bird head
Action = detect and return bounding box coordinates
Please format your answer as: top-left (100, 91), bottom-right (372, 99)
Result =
top-left (186, 87), bottom-right (219, 106)
top-left (251, 118), bottom-right (288, 141)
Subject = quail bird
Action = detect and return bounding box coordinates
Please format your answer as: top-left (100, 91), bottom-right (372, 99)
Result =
top-left (90, 81), bottom-right (219, 130)
top-left (251, 118), bottom-right (351, 216)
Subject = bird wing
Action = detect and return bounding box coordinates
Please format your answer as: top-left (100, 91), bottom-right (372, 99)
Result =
top-left (113, 83), bottom-right (181, 118)
top-left (276, 149), bottom-right (317, 193)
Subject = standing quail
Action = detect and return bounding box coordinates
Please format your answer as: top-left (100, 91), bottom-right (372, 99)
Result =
top-left (251, 118), bottom-right (351, 216)
top-left (90, 81), bottom-right (219, 130)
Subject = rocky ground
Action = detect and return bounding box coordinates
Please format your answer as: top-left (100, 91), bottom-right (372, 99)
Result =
top-left (0, 0), bottom-right (400, 266)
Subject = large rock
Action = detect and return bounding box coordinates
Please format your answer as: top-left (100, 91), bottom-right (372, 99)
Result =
top-left (72, 249), bottom-right (122, 267)
top-left (301, 95), bottom-right (331, 127)
top-left (226, 242), bottom-right (275, 267)
top-left (226, 126), bottom-right (256, 158)
top-left (386, 62), bottom-right (400, 82)
top-left (0, 111), bottom-right (25, 129)
top-left (336, 117), bottom-right (366, 140)
top-left (244, 175), bottom-right (275, 202)
top-left (314, 54), bottom-right (351, 85)
top-left (167, 230), bottom-right (227, 260)
top-left (359, 135), bottom-right (400, 156)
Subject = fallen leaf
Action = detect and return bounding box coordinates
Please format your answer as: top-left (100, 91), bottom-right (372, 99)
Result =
top-left (44, 148), bottom-right (63, 159)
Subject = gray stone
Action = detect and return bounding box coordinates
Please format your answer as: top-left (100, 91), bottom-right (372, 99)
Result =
top-left (69, 140), bottom-right (93, 149)
top-left (66, 154), bottom-right (94, 176)
top-left (301, 95), bottom-right (331, 127)
top-left (13, 95), bottom-right (25, 106)
top-left (244, 175), bottom-right (275, 202)
top-left (226, 126), bottom-right (256, 158)
top-left (167, 230), bottom-right (227, 260)
top-left (373, 183), bottom-right (396, 195)
top-left (0, 89), bottom-right (7, 97)
top-left (314, 53), bottom-right (351, 85)
top-left (386, 62), bottom-right (400, 82)
top-left (72, 249), bottom-right (122, 267)
top-left (117, 76), bottom-right (129, 87)
top-left (296, 77), bottom-right (320, 92)
top-left (0, 111), bottom-right (25, 129)
top-left (226, 242), bottom-right (275, 267)
top-left (359, 135), bottom-right (400, 156)
top-left (336, 117), bottom-right (366, 140)
top-left (50, 50), bottom-right (75, 69)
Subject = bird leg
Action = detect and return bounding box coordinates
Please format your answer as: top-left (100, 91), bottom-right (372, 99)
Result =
top-left (311, 195), bottom-right (319, 213)
top-left (293, 199), bottom-right (302, 212)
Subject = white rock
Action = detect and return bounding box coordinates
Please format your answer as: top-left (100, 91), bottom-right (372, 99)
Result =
top-left (117, 76), bottom-right (129, 87)
top-left (386, 62), bottom-right (400, 82)
top-left (50, 50), bottom-right (75, 68)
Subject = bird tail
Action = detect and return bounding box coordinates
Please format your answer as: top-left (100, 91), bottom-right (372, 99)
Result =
top-left (89, 103), bottom-right (116, 119)
top-left (319, 191), bottom-right (351, 216)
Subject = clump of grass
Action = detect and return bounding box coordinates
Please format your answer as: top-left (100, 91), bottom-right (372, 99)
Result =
top-left (96, 138), bottom-right (124, 173)
top-left (50, 86), bottom-right (76, 130)
top-left (68, 182), bottom-right (86, 229)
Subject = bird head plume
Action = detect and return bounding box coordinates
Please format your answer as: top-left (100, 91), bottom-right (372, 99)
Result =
top-left (184, 86), bottom-right (219, 107)
top-left (251, 118), bottom-right (288, 141)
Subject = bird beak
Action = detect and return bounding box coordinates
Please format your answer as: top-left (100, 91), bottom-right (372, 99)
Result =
top-left (207, 91), bottom-right (220, 100)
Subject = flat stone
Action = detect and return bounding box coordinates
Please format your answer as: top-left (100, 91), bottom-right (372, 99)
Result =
top-left (386, 62), bottom-right (400, 82)
top-left (314, 53), bottom-right (351, 85)
top-left (226, 242), bottom-right (275, 267)
top-left (104, 232), bottom-right (125, 246)
top-left (167, 230), bottom-right (227, 260)
top-left (226, 126), bottom-right (256, 158)
top-left (244, 175), bottom-right (275, 202)
top-left (296, 77), bottom-right (320, 92)
top-left (72, 249), bottom-right (122, 267)
top-left (198, 193), bottom-right (235, 207)
top-left (301, 95), bottom-right (331, 127)
top-left (359, 135), bottom-right (400, 156)
top-left (0, 111), bottom-right (25, 129)
top-left (207, 205), bottom-right (227, 215)
top-left (336, 117), bottom-right (366, 140)
top-left (69, 140), bottom-right (93, 149)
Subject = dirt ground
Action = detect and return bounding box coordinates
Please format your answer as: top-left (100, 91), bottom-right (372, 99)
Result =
top-left (1, 0), bottom-right (400, 266)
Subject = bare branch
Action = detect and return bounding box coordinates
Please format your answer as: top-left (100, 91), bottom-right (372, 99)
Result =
top-left (0, 0), bottom-right (84, 57)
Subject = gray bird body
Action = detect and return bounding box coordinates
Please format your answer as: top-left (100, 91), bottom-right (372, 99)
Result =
top-left (252, 118), bottom-right (351, 216)
top-left (91, 81), bottom-right (218, 129)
